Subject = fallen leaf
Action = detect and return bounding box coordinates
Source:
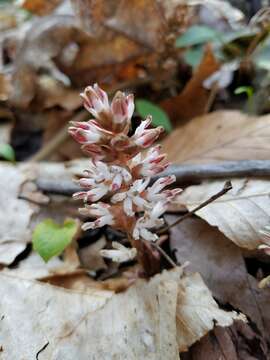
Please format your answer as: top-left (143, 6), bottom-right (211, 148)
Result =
top-left (0, 163), bottom-right (38, 265)
top-left (105, 0), bottom-right (166, 49)
top-left (0, 267), bottom-right (243, 358)
top-left (185, 322), bottom-right (267, 360)
top-left (163, 110), bottom-right (270, 164)
top-left (161, 46), bottom-right (219, 123)
top-left (167, 215), bottom-right (270, 347)
top-left (176, 179), bottom-right (270, 249)
top-left (21, 0), bottom-right (63, 16)
top-left (174, 271), bottom-right (245, 352)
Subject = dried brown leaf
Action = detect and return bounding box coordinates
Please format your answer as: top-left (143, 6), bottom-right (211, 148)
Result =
top-left (105, 0), bottom-right (166, 49)
top-left (21, 0), bottom-right (63, 16)
top-left (161, 46), bottom-right (219, 123)
top-left (176, 179), bottom-right (270, 249)
top-left (163, 110), bottom-right (270, 164)
top-left (167, 215), bottom-right (270, 346)
top-left (0, 268), bottom-right (243, 358)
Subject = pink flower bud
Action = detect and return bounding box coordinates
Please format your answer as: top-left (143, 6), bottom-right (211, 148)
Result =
top-left (111, 92), bottom-right (134, 132)
top-left (80, 84), bottom-right (110, 119)
top-left (69, 120), bottom-right (112, 145)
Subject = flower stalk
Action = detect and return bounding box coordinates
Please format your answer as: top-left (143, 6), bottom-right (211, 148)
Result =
top-left (69, 84), bottom-right (181, 275)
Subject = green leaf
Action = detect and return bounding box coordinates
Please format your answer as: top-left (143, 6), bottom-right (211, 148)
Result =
top-left (234, 86), bottom-right (254, 100)
top-left (0, 144), bottom-right (15, 162)
top-left (136, 99), bottom-right (172, 133)
top-left (33, 219), bottom-right (78, 262)
top-left (254, 42), bottom-right (270, 71)
top-left (183, 46), bottom-right (204, 68)
top-left (175, 25), bottom-right (221, 48)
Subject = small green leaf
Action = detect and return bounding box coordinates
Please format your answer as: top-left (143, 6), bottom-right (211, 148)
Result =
top-left (0, 144), bottom-right (15, 162)
top-left (136, 99), bottom-right (172, 133)
top-left (175, 25), bottom-right (221, 48)
top-left (234, 86), bottom-right (254, 100)
top-left (33, 219), bottom-right (78, 262)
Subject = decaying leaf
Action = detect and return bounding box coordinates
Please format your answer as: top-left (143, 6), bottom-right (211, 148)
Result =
top-left (176, 179), bottom-right (270, 249)
top-left (163, 110), bottom-right (270, 164)
top-left (167, 215), bottom-right (270, 345)
top-left (185, 322), bottom-right (267, 360)
top-left (21, 0), bottom-right (63, 16)
top-left (0, 163), bottom-right (38, 265)
top-left (0, 267), bottom-right (243, 358)
top-left (161, 46), bottom-right (219, 123)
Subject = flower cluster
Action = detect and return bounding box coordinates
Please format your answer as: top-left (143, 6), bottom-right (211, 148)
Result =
top-left (69, 84), bottom-right (181, 263)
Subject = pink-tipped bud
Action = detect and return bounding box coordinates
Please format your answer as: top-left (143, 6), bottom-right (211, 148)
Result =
top-left (68, 120), bottom-right (112, 145)
top-left (80, 84), bottom-right (110, 118)
top-left (111, 92), bottom-right (134, 132)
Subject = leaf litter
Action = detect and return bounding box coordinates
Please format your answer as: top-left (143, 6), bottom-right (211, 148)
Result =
top-left (1, 0), bottom-right (270, 359)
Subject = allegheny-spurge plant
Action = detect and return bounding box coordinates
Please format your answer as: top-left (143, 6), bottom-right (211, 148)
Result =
top-left (69, 84), bottom-right (181, 275)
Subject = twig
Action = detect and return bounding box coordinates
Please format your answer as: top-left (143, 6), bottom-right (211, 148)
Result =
top-left (36, 341), bottom-right (49, 360)
top-left (151, 242), bottom-right (177, 267)
top-left (28, 78), bottom-right (152, 162)
top-left (36, 160), bottom-right (270, 195)
top-left (158, 180), bottom-right (232, 234)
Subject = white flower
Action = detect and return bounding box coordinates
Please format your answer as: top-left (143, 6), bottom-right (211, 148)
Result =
top-left (131, 116), bottom-right (164, 148)
top-left (133, 202), bottom-right (166, 242)
top-left (100, 242), bottom-right (137, 263)
top-left (73, 161), bottom-right (132, 202)
top-left (111, 178), bottom-right (150, 216)
top-left (130, 145), bottom-right (168, 176)
top-left (79, 203), bottom-right (114, 230)
top-left (146, 175), bottom-right (181, 203)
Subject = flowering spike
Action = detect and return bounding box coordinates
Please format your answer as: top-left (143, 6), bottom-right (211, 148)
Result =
top-left (69, 84), bottom-right (181, 264)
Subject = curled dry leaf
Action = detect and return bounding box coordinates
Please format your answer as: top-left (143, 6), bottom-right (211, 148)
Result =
top-left (0, 268), bottom-right (243, 358)
top-left (161, 46), bottom-right (220, 123)
top-left (163, 110), bottom-right (270, 164)
top-left (176, 179), bottom-right (270, 250)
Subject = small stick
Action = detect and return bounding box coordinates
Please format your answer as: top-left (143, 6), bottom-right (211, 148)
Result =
top-left (151, 242), bottom-right (177, 267)
top-left (158, 180), bottom-right (232, 234)
top-left (35, 160), bottom-right (270, 196)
